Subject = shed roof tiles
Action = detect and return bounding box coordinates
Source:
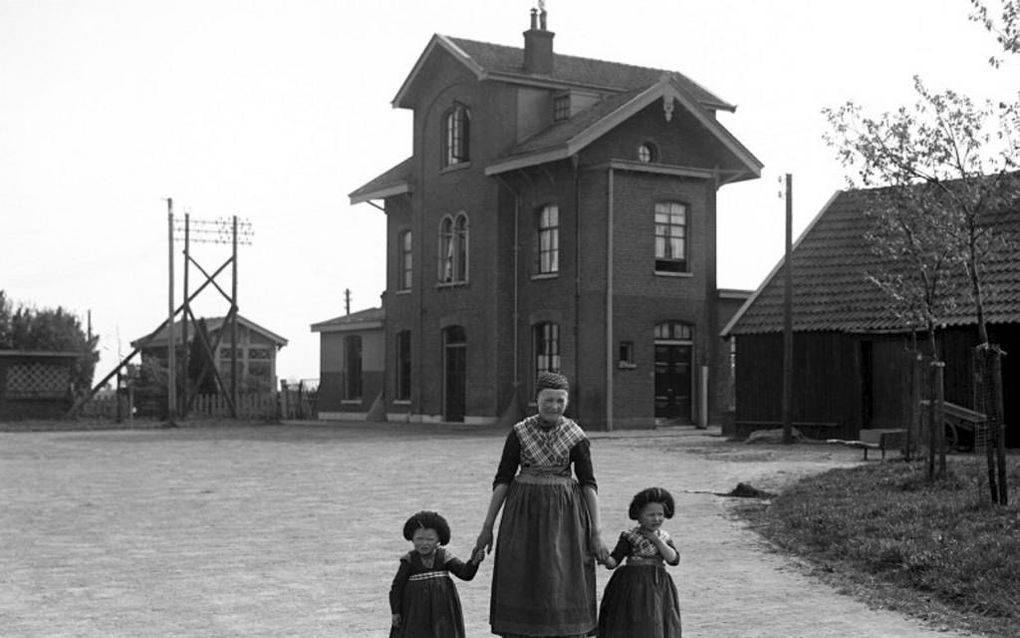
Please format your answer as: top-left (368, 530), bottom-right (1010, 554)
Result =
top-left (725, 176), bottom-right (1020, 336)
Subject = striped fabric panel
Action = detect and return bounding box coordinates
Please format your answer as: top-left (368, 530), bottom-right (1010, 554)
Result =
top-left (408, 571), bottom-right (450, 582)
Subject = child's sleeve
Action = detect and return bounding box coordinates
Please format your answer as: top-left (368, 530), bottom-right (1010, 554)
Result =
top-left (444, 552), bottom-right (480, 581)
top-left (664, 537), bottom-right (681, 566)
top-left (388, 556), bottom-right (412, 614)
top-left (609, 533), bottom-right (631, 564)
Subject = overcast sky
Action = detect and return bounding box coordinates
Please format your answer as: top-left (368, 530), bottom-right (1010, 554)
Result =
top-left (1, 0), bottom-right (1015, 385)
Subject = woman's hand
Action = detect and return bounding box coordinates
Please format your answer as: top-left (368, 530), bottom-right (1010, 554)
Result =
top-left (391, 613), bottom-right (401, 627)
top-left (474, 527), bottom-right (494, 556)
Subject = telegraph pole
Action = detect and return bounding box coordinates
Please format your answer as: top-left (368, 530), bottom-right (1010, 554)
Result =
top-left (782, 174), bottom-right (794, 444)
top-left (166, 198), bottom-right (177, 426)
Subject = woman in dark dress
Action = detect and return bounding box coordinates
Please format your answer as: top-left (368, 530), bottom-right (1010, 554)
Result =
top-left (474, 372), bottom-right (609, 638)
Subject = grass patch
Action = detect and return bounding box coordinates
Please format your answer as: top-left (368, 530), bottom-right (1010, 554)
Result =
top-left (738, 456), bottom-right (1020, 637)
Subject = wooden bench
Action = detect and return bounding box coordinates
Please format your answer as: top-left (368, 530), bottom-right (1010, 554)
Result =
top-left (827, 428), bottom-right (907, 460)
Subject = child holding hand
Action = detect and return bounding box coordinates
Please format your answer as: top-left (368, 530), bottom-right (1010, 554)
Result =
top-left (598, 487), bottom-right (683, 637)
top-left (389, 510), bottom-right (485, 638)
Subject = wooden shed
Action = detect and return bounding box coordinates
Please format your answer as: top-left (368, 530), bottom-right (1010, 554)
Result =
top-left (722, 182), bottom-right (1020, 445)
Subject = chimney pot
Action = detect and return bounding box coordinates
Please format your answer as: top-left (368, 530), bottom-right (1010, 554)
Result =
top-left (523, 8), bottom-right (555, 75)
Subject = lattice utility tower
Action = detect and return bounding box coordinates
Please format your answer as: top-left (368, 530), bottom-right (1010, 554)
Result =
top-left (70, 198), bottom-right (253, 423)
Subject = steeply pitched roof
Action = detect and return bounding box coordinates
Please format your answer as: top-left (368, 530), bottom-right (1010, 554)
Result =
top-left (131, 315), bottom-right (288, 349)
top-left (724, 176), bottom-right (1020, 336)
top-left (353, 31), bottom-right (759, 203)
top-left (310, 307), bottom-right (385, 333)
top-left (348, 157), bottom-right (413, 204)
top-left (441, 37), bottom-right (734, 111)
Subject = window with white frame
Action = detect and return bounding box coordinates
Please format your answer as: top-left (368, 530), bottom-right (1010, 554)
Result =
top-left (536, 204), bottom-right (559, 275)
top-left (438, 213), bottom-right (469, 283)
top-left (654, 201), bottom-right (688, 273)
top-left (442, 103), bottom-right (470, 167)
top-left (398, 229), bottom-right (412, 290)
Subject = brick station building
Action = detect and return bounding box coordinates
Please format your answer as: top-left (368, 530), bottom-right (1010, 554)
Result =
top-left (330, 8), bottom-right (761, 429)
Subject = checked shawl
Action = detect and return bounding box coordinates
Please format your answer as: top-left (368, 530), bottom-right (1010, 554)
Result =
top-left (514, 415), bottom-right (586, 468)
top-left (623, 527), bottom-right (672, 559)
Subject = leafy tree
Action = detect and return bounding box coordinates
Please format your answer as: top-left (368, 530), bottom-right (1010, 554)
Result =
top-left (0, 290), bottom-right (100, 393)
top-left (970, 0), bottom-right (1020, 66)
top-left (823, 76), bottom-right (1019, 499)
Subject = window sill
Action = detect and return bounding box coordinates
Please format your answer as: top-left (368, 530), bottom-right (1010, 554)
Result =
top-left (394, 289), bottom-right (411, 295)
top-left (531, 272), bottom-right (559, 281)
top-left (440, 161), bottom-right (472, 174)
top-left (393, 400), bottom-right (411, 405)
top-left (436, 281), bottom-right (469, 289)
top-left (617, 362), bottom-right (637, 370)
top-left (341, 399), bottom-right (362, 405)
top-left (654, 270), bottom-right (694, 278)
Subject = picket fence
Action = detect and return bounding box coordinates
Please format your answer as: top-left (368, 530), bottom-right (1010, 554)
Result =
top-left (79, 392), bottom-right (280, 421)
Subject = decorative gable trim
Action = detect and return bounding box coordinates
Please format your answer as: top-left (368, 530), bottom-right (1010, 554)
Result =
top-left (486, 75), bottom-right (763, 179)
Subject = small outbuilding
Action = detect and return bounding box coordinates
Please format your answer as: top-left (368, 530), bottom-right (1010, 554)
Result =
top-left (722, 183), bottom-right (1020, 445)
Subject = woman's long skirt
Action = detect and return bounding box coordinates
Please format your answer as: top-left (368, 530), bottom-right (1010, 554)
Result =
top-left (490, 473), bottom-right (596, 637)
top-left (597, 563), bottom-right (682, 638)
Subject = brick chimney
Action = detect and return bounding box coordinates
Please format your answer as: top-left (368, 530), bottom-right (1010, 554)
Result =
top-left (523, 7), bottom-right (554, 75)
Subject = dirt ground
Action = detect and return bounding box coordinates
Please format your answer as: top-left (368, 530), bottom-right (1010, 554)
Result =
top-left (0, 421), bottom-right (974, 637)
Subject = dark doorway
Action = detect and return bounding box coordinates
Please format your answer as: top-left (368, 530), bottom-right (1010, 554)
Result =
top-left (654, 343), bottom-right (692, 421)
top-left (443, 326), bottom-right (466, 422)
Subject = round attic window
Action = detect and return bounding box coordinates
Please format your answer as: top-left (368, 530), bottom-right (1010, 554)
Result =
top-left (638, 142), bottom-right (657, 163)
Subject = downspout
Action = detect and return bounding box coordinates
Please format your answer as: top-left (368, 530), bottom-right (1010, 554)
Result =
top-left (495, 174), bottom-right (522, 392)
top-left (606, 167), bottom-right (615, 431)
top-left (572, 155), bottom-right (581, 418)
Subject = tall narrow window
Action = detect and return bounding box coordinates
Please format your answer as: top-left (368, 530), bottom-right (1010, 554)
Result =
top-left (343, 335), bottom-right (362, 400)
top-left (438, 217), bottom-right (454, 283)
top-left (395, 330), bottom-right (411, 401)
top-left (533, 322), bottom-right (561, 386)
top-left (455, 213), bottom-right (468, 281)
top-left (536, 204), bottom-right (559, 274)
top-left (437, 213), bottom-right (469, 283)
top-left (398, 230), bottom-right (412, 290)
top-left (442, 103), bottom-right (470, 167)
top-left (654, 201), bottom-right (688, 273)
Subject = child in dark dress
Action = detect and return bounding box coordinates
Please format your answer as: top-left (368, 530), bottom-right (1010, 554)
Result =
top-left (389, 511), bottom-right (484, 638)
top-left (598, 487), bottom-right (683, 638)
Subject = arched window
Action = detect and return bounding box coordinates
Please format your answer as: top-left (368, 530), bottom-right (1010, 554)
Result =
top-left (455, 213), bottom-right (468, 281)
top-left (638, 141), bottom-right (658, 163)
top-left (398, 230), bottom-right (412, 290)
top-left (438, 213), bottom-right (469, 283)
top-left (442, 103), bottom-right (470, 167)
top-left (654, 201), bottom-right (688, 273)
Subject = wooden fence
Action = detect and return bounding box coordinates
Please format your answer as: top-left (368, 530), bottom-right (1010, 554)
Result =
top-left (79, 391), bottom-right (280, 421)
